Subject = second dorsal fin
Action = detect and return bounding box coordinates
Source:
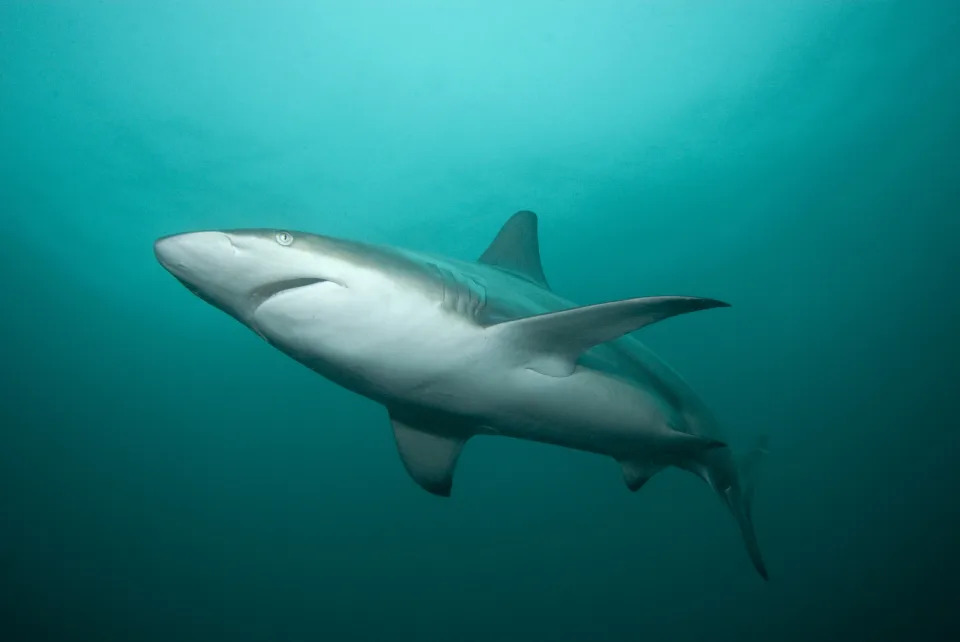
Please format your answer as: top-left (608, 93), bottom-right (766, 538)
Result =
top-left (479, 211), bottom-right (550, 289)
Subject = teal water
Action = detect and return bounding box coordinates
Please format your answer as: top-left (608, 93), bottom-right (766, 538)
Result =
top-left (2, 1), bottom-right (959, 640)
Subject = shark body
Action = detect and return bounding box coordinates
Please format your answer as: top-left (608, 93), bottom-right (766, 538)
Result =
top-left (155, 211), bottom-right (768, 579)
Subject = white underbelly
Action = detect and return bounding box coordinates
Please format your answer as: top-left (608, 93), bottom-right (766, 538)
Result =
top-left (254, 285), bottom-right (672, 457)
top-left (467, 366), bottom-right (674, 456)
top-left (387, 333), bottom-right (675, 457)
top-left (254, 285), bottom-right (493, 403)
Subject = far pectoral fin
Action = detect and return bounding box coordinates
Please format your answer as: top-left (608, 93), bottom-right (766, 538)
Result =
top-left (490, 296), bottom-right (730, 377)
top-left (389, 410), bottom-right (470, 497)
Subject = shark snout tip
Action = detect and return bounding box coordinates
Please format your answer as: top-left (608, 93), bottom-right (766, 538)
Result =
top-left (153, 234), bottom-right (180, 268)
top-left (154, 231), bottom-right (234, 266)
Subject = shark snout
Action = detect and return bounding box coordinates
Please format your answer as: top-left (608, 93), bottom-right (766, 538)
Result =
top-left (154, 231), bottom-right (236, 276)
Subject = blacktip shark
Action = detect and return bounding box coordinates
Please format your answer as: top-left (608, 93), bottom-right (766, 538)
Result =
top-left (155, 211), bottom-right (769, 579)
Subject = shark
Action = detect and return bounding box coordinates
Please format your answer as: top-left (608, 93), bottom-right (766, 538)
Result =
top-left (154, 210), bottom-right (768, 579)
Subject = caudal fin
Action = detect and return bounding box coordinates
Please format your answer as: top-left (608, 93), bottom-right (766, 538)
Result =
top-left (624, 433), bottom-right (770, 579)
top-left (722, 436), bottom-right (770, 580)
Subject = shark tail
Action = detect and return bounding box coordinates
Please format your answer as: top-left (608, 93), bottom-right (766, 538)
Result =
top-left (717, 436), bottom-right (769, 580)
top-left (623, 432), bottom-right (769, 579)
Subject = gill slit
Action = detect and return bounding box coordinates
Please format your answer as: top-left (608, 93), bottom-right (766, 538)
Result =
top-left (427, 263), bottom-right (488, 321)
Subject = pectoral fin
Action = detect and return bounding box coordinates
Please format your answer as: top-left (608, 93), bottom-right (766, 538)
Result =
top-left (490, 296), bottom-right (730, 377)
top-left (389, 410), bottom-right (470, 497)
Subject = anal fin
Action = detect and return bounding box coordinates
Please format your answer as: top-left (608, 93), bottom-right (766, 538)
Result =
top-left (389, 409), bottom-right (471, 497)
top-left (619, 432), bottom-right (724, 492)
top-left (620, 461), bottom-right (664, 492)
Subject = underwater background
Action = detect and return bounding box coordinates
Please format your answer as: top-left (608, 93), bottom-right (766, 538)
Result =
top-left (2, 1), bottom-right (958, 640)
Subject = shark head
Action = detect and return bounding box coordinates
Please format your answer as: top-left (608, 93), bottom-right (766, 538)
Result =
top-left (154, 226), bottom-right (460, 398)
top-left (154, 229), bottom-right (364, 329)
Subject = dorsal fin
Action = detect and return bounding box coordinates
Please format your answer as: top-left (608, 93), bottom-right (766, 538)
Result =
top-left (479, 211), bottom-right (550, 289)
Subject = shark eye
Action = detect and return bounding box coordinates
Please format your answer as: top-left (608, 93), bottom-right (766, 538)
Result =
top-left (275, 231), bottom-right (293, 246)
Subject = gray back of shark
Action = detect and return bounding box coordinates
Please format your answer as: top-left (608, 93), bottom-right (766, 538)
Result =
top-left (154, 210), bottom-right (769, 580)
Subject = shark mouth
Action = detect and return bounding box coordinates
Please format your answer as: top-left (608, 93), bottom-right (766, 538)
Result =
top-left (175, 275), bottom-right (219, 307)
top-left (246, 277), bottom-right (330, 344)
top-left (249, 277), bottom-right (329, 308)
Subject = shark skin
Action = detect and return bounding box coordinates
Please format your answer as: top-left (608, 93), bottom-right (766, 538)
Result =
top-left (154, 211), bottom-right (769, 579)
